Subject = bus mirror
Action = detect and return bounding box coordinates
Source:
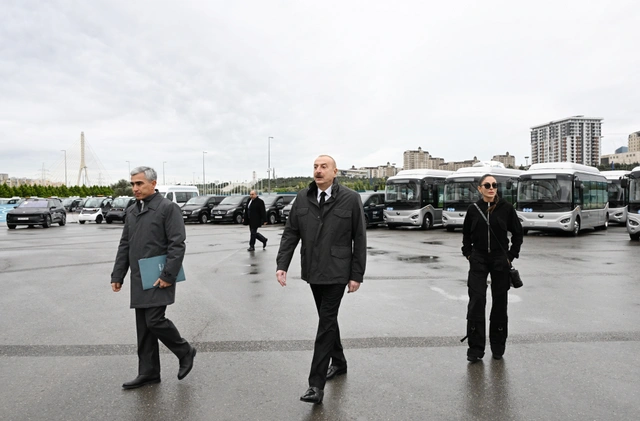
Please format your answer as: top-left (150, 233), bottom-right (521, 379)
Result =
top-left (621, 178), bottom-right (628, 189)
top-left (506, 180), bottom-right (513, 190)
top-left (574, 179), bottom-right (582, 190)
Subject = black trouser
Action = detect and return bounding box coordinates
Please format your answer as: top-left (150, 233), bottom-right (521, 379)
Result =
top-left (308, 284), bottom-right (347, 389)
top-left (249, 227), bottom-right (267, 248)
top-left (135, 306), bottom-right (191, 376)
top-left (466, 251), bottom-right (510, 358)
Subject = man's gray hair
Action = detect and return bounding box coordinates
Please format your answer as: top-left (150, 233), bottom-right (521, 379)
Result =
top-left (131, 166), bottom-right (157, 182)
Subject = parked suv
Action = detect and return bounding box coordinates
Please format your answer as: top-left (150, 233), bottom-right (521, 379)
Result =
top-left (261, 194), bottom-right (296, 224)
top-left (105, 196), bottom-right (136, 224)
top-left (279, 197), bottom-right (296, 224)
top-left (182, 195), bottom-right (226, 223)
top-left (210, 195), bottom-right (250, 224)
top-left (78, 196), bottom-right (113, 224)
top-left (6, 198), bottom-right (66, 229)
top-left (359, 192), bottom-right (386, 227)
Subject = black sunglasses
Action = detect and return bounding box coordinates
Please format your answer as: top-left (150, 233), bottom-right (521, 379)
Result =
top-left (481, 182), bottom-right (498, 189)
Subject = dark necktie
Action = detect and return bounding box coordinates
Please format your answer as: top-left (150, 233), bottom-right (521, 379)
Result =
top-left (319, 191), bottom-right (326, 209)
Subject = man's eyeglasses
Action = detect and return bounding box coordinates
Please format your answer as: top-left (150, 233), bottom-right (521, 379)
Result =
top-left (481, 182), bottom-right (498, 189)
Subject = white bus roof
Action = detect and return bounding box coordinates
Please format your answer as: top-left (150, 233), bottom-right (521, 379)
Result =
top-left (525, 162), bottom-right (601, 176)
top-left (600, 170), bottom-right (631, 180)
top-left (446, 166), bottom-right (523, 180)
top-left (155, 185), bottom-right (199, 192)
top-left (388, 169), bottom-right (454, 180)
top-left (629, 166), bottom-right (640, 175)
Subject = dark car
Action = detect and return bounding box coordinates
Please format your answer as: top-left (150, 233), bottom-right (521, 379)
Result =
top-left (61, 197), bottom-right (83, 212)
top-left (359, 192), bottom-right (386, 227)
top-left (210, 195), bottom-right (250, 224)
top-left (182, 195), bottom-right (226, 223)
top-left (105, 196), bottom-right (136, 224)
top-left (6, 198), bottom-right (67, 229)
top-left (261, 194), bottom-right (297, 225)
top-left (279, 197), bottom-right (296, 224)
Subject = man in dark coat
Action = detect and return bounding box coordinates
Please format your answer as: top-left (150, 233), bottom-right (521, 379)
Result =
top-left (276, 155), bottom-right (367, 405)
top-left (111, 166), bottom-right (196, 389)
top-left (243, 190), bottom-right (268, 251)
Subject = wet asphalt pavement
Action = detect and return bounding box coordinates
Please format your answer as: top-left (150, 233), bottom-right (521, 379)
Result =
top-left (1, 215), bottom-right (639, 420)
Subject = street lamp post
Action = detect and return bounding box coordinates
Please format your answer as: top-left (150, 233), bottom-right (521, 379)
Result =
top-left (268, 136), bottom-right (273, 192)
top-left (61, 150), bottom-right (67, 186)
top-left (163, 161), bottom-right (167, 185)
top-left (202, 151), bottom-right (207, 195)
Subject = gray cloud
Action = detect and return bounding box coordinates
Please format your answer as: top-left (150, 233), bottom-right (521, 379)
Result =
top-left (1, 0), bottom-right (639, 185)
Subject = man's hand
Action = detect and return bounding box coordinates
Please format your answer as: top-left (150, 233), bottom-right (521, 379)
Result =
top-left (276, 270), bottom-right (287, 287)
top-left (153, 278), bottom-right (171, 288)
top-left (347, 280), bottom-right (361, 293)
top-left (112, 282), bottom-right (122, 292)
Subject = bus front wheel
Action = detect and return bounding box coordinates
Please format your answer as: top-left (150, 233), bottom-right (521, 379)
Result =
top-left (571, 219), bottom-right (581, 237)
top-left (421, 214), bottom-right (432, 230)
top-left (630, 233), bottom-right (640, 241)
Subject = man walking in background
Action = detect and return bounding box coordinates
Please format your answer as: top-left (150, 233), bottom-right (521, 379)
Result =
top-left (243, 190), bottom-right (268, 251)
top-left (276, 155), bottom-right (367, 404)
top-left (111, 166), bottom-right (196, 389)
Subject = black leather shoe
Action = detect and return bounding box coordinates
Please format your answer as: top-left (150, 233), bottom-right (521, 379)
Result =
top-left (178, 346), bottom-right (196, 380)
top-left (467, 355), bottom-right (483, 363)
top-left (326, 365), bottom-right (347, 380)
top-left (492, 354), bottom-right (503, 360)
top-left (122, 375), bottom-right (161, 390)
top-left (247, 247), bottom-right (255, 251)
top-left (300, 387), bottom-right (324, 404)
top-left (263, 239), bottom-right (268, 249)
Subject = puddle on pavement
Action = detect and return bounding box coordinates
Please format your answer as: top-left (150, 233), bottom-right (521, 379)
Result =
top-left (397, 255), bottom-right (440, 263)
top-left (421, 241), bottom-right (443, 245)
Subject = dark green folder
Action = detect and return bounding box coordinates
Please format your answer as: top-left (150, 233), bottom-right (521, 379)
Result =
top-left (138, 255), bottom-right (186, 290)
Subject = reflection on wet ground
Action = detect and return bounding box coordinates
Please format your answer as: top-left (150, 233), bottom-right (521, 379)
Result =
top-left (397, 255), bottom-right (439, 263)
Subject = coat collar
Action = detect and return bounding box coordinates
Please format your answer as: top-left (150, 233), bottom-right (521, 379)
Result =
top-left (133, 192), bottom-right (161, 215)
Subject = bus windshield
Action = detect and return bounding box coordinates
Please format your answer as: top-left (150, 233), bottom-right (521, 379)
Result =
top-left (517, 176), bottom-right (573, 212)
top-left (385, 180), bottom-right (420, 209)
top-left (629, 178), bottom-right (640, 211)
top-left (444, 180), bottom-right (479, 211)
top-left (607, 180), bottom-right (626, 208)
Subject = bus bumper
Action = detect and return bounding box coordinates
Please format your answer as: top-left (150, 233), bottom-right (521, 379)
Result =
top-left (384, 211), bottom-right (422, 227)
top-left (442, 212), bottom-right (465, 228)
top-left (517, 211), bottom-right (575, 232)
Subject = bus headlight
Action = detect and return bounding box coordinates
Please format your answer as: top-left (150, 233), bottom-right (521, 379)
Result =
top-left (410, 214), bottom-right (418, 220)
top-left (443, 215), bottom-right (448, 221)
top-left (560, 218), bottom-right (571, 224)
top-left (629, 219), bottom-right (640, 227)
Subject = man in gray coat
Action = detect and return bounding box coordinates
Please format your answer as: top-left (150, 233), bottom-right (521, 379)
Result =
top-left (111, 166), bottom-right (196, 389)
top-left (276, 155), bottom-right (366, 404)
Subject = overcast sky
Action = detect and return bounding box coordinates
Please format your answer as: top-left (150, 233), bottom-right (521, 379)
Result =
top-left (1, 0), bottom-right (639, 186)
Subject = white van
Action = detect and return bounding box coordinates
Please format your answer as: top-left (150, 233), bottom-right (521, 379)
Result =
top-left (155, 185), bottom-right (199, 207)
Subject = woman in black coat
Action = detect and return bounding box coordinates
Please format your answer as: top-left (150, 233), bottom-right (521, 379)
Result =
top-left (461, 174), bottom-right (523, 362)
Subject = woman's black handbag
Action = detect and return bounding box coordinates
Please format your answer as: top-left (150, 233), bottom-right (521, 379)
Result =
top-left (509, 266), bottom-right (523, 288)
top-left (474, 203), bottom-right (523, 289)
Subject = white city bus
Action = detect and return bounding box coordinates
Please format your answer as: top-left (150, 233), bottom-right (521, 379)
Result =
top-left (384, 169), bottom-right (453, 230)
top-left (516, 163), bottom-right (609, 236)
top-left (442, 161), bottom-right (522, 232)
top-left (626, 166), bottom-right (640, 241)
top-left (601, 170), bottom-right (630, 225)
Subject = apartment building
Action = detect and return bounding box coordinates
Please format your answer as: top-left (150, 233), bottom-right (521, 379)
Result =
top-left (403, 147), bottom-right (444, 170)
top-left (530, 116), bottom-right (602, 166)
top-left (629, 131), bottom-right (640, 152)
top-left (491, 152), bottom-right (516, 168)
